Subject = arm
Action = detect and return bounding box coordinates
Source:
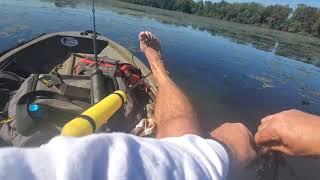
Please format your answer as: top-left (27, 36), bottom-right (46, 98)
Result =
top-left (140, 31), bottom-right (201, 138)
top-left (255, 109), bottom-right (320, 156)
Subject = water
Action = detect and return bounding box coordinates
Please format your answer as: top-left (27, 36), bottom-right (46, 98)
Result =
top-left (1, 0), bottom-right (320, 179)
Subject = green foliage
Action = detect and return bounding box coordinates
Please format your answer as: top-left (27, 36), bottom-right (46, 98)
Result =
top-left (118, 0), bottom-right (320, 37)
top-left (173, 0), bottom-right (193, 13)
top-left (261, 5), bottom-right (292, 30)
top-left (288, 4), bottom-right (320, 34)
top-left (312, 19), bottom-right (320, 37)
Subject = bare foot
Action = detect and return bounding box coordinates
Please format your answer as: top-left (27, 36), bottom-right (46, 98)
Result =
top-left (139, 31), bottom-right (161, 54)
top-left (139, 31), bottom-right (165, 75)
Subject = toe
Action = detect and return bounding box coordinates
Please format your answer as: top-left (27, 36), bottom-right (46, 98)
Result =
top-left (146, 31), bottom-right (152, 40)
top-left (150, 33), bottom-right (156, 40)
top-left (139, 32), bottom-right (147, 41)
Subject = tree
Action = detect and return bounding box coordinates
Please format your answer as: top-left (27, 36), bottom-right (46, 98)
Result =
top-left (173, 0), bottom-right (193, 13)
top-left (191, 1), bottom-right (204, 15)
top-left (288, 4), bottom-right (319, 33)
top-left (118, 0), bottom-right (320, 38)
top-left (311, 18), bottom-right (320, 37)
top-left (261, 5), bottom-right (292, 30)
top-left (161, 0), bottom-right (177, 10)
top-left (203, 1), bottom-right (213, 17)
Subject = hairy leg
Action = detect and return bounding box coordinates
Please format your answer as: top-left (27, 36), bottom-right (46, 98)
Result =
top-left (139, 31), bottom-right (201, 138)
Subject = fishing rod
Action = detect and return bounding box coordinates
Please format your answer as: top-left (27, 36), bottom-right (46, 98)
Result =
top-left (92, 0), bottom-right (98, 63)
top-left (90, 0), bottom-right (107, 104)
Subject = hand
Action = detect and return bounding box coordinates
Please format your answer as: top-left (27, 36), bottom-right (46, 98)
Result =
top-left (255, 109), bottom-right (320, 156)
top-left (210, 123), bottom-right (256, 169)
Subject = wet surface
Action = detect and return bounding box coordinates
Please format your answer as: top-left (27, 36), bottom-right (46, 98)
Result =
top-left (1, 0), bottom-right (320, 179)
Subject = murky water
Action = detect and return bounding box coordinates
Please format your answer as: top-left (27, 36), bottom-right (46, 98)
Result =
top-left (1, 0), bottom-right (320, 179)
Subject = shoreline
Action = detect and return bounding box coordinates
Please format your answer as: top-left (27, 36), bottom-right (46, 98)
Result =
top-left (96, 0), bottom-right (320, 67)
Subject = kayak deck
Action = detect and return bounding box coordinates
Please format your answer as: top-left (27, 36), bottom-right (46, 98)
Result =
top-left (0, 31), bottom-right (156, 96)
top-left (0, 31), bottom-right (157, 146)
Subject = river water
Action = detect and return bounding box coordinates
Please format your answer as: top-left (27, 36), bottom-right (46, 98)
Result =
top-left (1, 0), bottom-right (320, 179)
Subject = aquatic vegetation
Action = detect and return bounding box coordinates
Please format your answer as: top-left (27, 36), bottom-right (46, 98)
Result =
top-left (0, 32), bottom-right (10, 38)
top-left (3, 24), bottom-right (29, 35)
top-left (311, 91), bottom-right (320, 97)
top-left (249, 75), bottom-right (274, 88)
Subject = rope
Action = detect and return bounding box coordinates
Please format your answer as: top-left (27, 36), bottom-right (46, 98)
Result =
top-left (0, 116), bottom-right (15, 124)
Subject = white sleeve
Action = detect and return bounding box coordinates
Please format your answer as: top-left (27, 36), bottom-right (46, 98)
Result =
top-left (0, 133), bottom-right (230, 180)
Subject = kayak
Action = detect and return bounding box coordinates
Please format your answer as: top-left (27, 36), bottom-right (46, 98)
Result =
top-left (0, 31), bottom-right (157, 146)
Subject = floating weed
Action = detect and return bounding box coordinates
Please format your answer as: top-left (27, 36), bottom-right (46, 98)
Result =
top-left (250, 75), bottom-right (274, 88)
top-left (310, 90), bottom-right (320, 97)
top-left (0, 32), bottom-right (10, 38)
top-left (3, 24), bottom-right (29, 34)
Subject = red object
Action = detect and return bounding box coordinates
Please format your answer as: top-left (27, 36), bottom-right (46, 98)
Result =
top-left (117, 64), bottom-right (142, 86)
top-left (74, 58), bottom-right (114, 75)
top-left (75, 58), bottom-right (143, 87)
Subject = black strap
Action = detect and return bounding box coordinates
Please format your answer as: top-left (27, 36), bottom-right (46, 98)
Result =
top-left (39, 74), bottom-right (90, 101)
top-left (17, 90), bottom-right (72, 105)
top-left (59, 84), bottom-right (91, 101)
top-left (77, 115), bottom-right (96, 132)
top-left (15, 75), bottom-right (39, 134)
top-left (0, 71), bottom-right (23, 91)
top-left (111, 76), bottom-right (119, 91)
top-left (0, 71), bottom-right (23, 81)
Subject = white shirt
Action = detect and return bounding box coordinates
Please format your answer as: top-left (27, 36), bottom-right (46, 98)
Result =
top-left (0, 133), bottom-right (230, 180)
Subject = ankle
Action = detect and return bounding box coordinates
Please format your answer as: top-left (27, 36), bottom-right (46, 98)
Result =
top-left (145, 48), bottom-right (161, 59)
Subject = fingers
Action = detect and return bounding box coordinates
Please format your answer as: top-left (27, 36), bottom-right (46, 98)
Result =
top-left (256, 113), bottom-right (281, 144)
top-left (270, 146), bottom-right (295, 156)
top-left (261, 115), bottom-right (273, 124)
top-left (255, 112), bottom-right (298, 156)
top-left (256, 114), bottom-right (277, 142)
top-left (255, 122), bottom-right (280, 147)
top-left (257, 115), bottom-right (272, 132)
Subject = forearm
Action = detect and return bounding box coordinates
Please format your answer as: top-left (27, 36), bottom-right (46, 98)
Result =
top-left (145, 49), bottom-right (201, 138)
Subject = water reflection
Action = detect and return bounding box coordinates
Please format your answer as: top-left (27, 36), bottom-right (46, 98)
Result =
top-left (39, 0), bottom-right (320, 68)
top-left (54, 0), bottom-right (77, 8)
top-left (40, 0), bottom-right (79, 8)
top-left (195, 26), bottom-right (319, 66)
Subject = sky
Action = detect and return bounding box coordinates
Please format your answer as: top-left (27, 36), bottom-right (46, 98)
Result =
top-left (209, 0), bottom-right (320, 8)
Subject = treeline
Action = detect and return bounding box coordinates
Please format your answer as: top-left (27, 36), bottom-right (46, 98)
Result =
top-left (118, 0), bottom-right (320, 37)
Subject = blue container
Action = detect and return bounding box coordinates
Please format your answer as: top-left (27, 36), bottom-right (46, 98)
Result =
top-left (28, 104), bottom-right (48, 119)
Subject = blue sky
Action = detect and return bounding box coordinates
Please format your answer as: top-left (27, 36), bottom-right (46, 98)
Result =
top-left (210, 0), bottom-right (320, 7)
